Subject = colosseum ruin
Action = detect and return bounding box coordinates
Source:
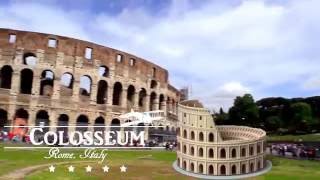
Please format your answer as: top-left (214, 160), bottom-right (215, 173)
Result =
top-left (174, 100), bottom-right (271, 179)
top-left (0, 28), bottom-right (180, 141)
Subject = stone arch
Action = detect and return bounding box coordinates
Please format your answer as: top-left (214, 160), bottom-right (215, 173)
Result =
top-left (183, 129), bottom-right (187, 138)
top-left (76, 115), bottom-right (89, 133)
top-left (79, 75), bottom-right (92, 96)
top-left (198, 164), bottom-right (204, 174)
top-left (94, 116), bottom-right (105, 132)
top-left (182, 161), bottom-right (187, 170)
top-left (149, 92), bottom-right (157, 111)
top-left (0, 65), bottom-right (13, 89)
top-left (220, 148), bottom-right (226, 158)
top-left (176, 127), bottom-right (180, 136)
top-left (250, 146), bottom-right (254, 155)
top-left (199, 132), bottom-right (204, 141)
top-left (138, 88), bottom-right (147, 110)
top-left (208, 165), bottom-right (214, 175)
top-left (183, 145), bottom-right (187, 154)
top-left (57, 114), bottom-right (69, 137)
top-left (190, 131), bottom-right (195, 140)
top-left (96, 80), bottom-right (108, 104)
top-left (23, 52), bottom-right (37, 66)
top-left (241, 147), bottom-right (246, 157)
top-left (60, 72), bottom-right (73, 96)
top-left (98, 65), bottom-right (109, 77)
top-left (110, 118), bottom-right (120, 142)
top-left (190, 146), bottom-right (195, 156)
top-left (20, 68), bottom-right (33, 94)
top-left (257, 144), bottom-right (261, 153)
top-left (127, 85), bottom-right (135, 109)
top-left (0, 109), bottom-right (8, 131)
top-left (159, 94), bottom-right (165, 110)
top-left (34, 110), bottom-right (50, 139)
top-left (231, 148), bottom-right (236, 158)
top-left (250, 162), bottom-right (254, 172)
top-left (190, 162), bottom-right (195, 172)
top-left (209, 132), bottom-right (214, 142)
top-left (40, 70), bottom-right (54, 96)
top-left (220, 165), bottom-right (226, 175)
top-left (150, 80), bottom-right (157, 89)
top-left (209, 148), bottom-right (214, 158)
top-left (241, 164), bottom-right (246, 174)
top-left (198, 147), bottom-right (204, 157)
top-left (112, 82), bottom-right (122, 105)
top-left (231, 165), bottom-right (237, 175)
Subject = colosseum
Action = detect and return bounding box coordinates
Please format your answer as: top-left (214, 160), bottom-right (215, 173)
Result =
top-left (174, 100), bottom-right (271, 179)
top-left (0, 28), bottom-right (180, 141)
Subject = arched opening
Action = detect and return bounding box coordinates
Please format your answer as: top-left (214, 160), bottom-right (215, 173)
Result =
top-left (20, 69), bottom-right (33, 94)
top-left (257, 144), bottom-right (261, 153)
top-left (112, 82), bottom-right (122, 105)
top-left (76, 115), bottom-right (89, 133)
top-left (190, 131), bottom-right (195, 140)
top-left (159, 94), bottom-right (165, 110)
top-left (250, 163), bottom-right (254, 172)
top-left (40, 70), bottom-right (54, 96)
top-left (127, 85), bottom-right (135, 109)
top-left (34, 110), bottom-right (50, 140)
top-left (23, 53), bottom-right (37, 66)
top-left (94, 116), bottom-right (105, 132)
top-left (57, 114), bottom-right (69, 138)
top-left (209, 132), bottom-right (214, 142)
top-left (176, 127), bottom-right (180, 136)
top-left (190, 163), bottom-right (194, 172)
top-left (231, 148), bottom-right (236, 158)
top-left (110, 118), bottom-right (120, 142)
top-left (220, 165), bottom-right (226, 175)
top-left (209, 148), bottom-right (214, 158)
top-left (190, 146), bottom-right (194, 156)
top-left (138, 88), bottom-right (147, 110)
top-left (60, 73), bottom-right (73, 96)
top-left (183, 129), bottom-right (187, 138)
top-left (183, 145), bottom-right (187, 154)
top-left (232, 165), bottom-right (237, 175)
top-left (149, 92), bottom-right (157, 111)
top-left (198, 148), bottom-right (203, 157)
top-left (96, 80), bottom-right (108, 104)
top-left (199, 132), bottom-right (204, 141)
top-left (0, 65), bottom-right (13, 89)
top-left (241, 164), bottom-right (246, 174)
top-left (12, 108), bottom-right (29, 138)
top-left (79, 75), bottom-right (92, 96)
top-left (220, 148), bottom-right (226, 158)
top-left (0, 109), bottom-right (8, 131)
top-left (209, 165), bottom-right (214, 175)
top-left (258, 161), bottom-right (261, 169)
top-left (241, 148), bottom-right (246, 157)
top-left (98, 65), bottom-right (109, 77)
top-left (150, 80), bottom-right (157, 89)
top-left (250, 146), bottom-right (254, 155)
top-left (198, 164), bottom-right (203, 174)
top-left (183, 161), bottom-right (186, 170)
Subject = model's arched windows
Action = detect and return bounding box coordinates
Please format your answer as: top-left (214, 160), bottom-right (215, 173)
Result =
top-left (250, 146), bottom-right (254, 155)
top-left (231, 148), bottom-right (236, 158)
top-left (241, 148), bottom-right (246, 157)
top-left (190, 146), bottom-right (194, 156)
top-left (220, 148), bottom-right (226, 158)
top-left (198, 164), bottom-right (203, 174)
top-left (183, 145), bottom-right (187, 154)
top-left (208, 165), bottom-right (214, 175)
top-left (232, 165), bottom-right (237, 175)
top-left (220, 165), bottom-right (226, 175)
top-left (241, 164), bottom-right (246, 174)
top-left (190, 131), bottom-right (195, 140)
top-left (209, 132), bottom-right (214, 142)
top-left (199, 132), bottom-right (204, 141)
top-left (190, 163), bottom-right (194, 172)
top-left (209, 148), bottom-right (214, 158)
top-left (198, 148), bottom-right (204, 157)
top-left (183, 130), bottom-right (187, 138)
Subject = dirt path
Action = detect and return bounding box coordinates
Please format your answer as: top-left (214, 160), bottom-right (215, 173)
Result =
top-left (0, 161), bottom-right (95, 180)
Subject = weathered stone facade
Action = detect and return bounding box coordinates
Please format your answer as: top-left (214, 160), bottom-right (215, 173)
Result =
top-left (0, 28), bottom-right (180, 136)
top-left (176, 100), bottom-right (267, 176)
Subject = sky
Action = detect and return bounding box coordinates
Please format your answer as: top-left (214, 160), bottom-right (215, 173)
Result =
top-left (1, 0), bottom-right (320, 111)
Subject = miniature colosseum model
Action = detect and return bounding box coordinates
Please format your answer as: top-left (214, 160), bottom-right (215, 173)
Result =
top-left (0, 28), bottom-right (180, 140)
top-left (175, 100), bottom-right (268, 177)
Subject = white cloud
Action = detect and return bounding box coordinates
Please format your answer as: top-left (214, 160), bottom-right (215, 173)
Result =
top-left (1, 0), bottom-right (320, 110)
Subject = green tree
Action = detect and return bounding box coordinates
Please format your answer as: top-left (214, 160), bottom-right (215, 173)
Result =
top-left (228, 94), bottom-right (260, 127)
top-left (290, 102), bottom-right (315, 132)
top-left (265, 116), bottom-right (281, 132)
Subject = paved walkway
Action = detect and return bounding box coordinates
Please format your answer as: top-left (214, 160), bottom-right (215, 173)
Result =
top-left (172, 160), bottom-right (272, 180)
top-left (0, 161), bottom-right (95, 180)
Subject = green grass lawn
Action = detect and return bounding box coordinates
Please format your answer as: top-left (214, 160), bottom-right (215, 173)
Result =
top-left (1, 143), bottom-right (320, 179)
top-left (267, 133), bottom-right (320, 142)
